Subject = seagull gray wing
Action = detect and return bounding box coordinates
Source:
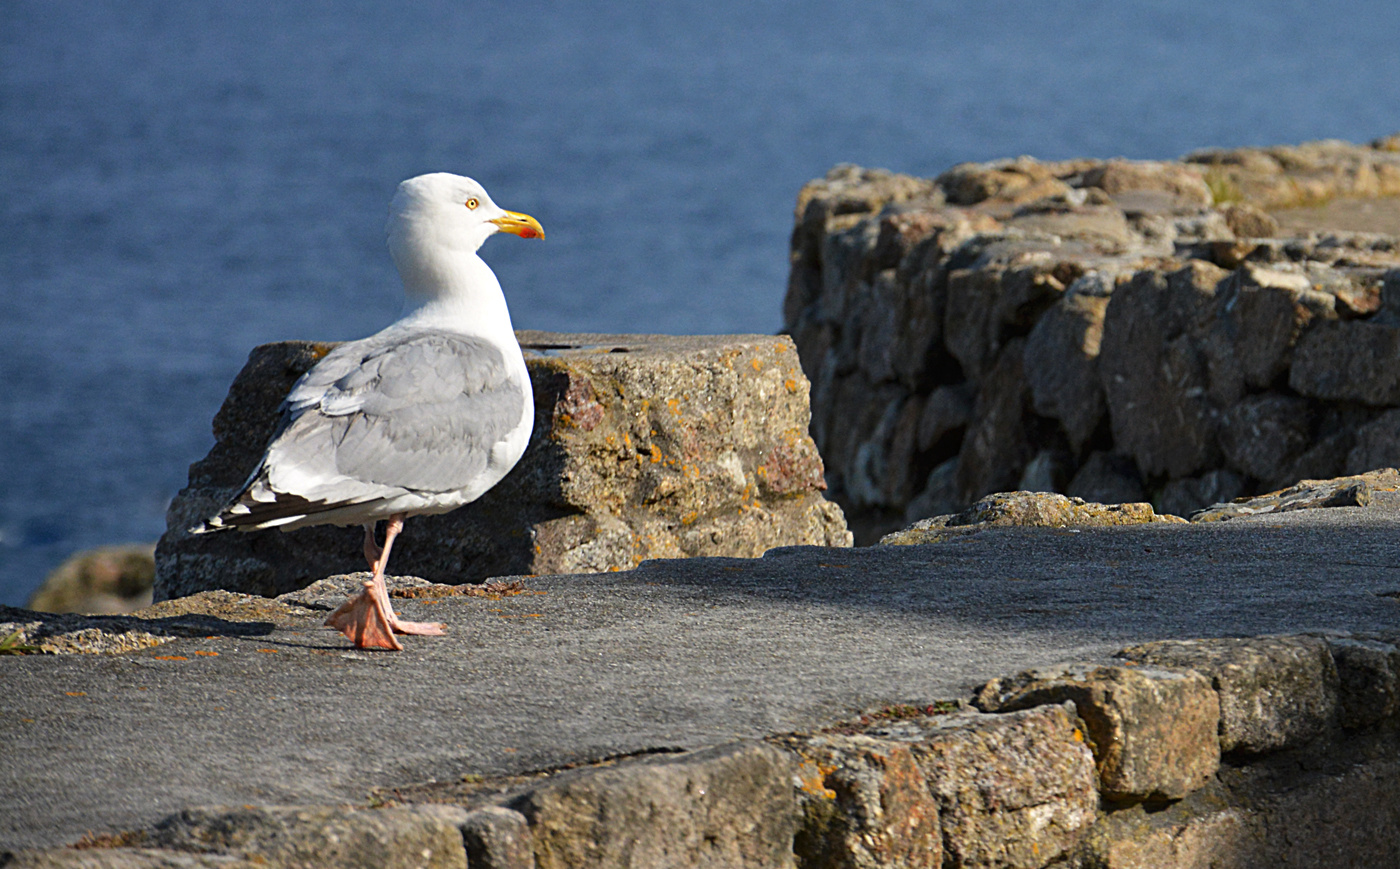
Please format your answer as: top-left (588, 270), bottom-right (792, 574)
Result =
top-left (219, 330), bottom-right (527, 527)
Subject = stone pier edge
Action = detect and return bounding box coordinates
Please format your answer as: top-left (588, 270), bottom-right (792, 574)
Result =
top-left (8, 628), bottom-right (1399, 868)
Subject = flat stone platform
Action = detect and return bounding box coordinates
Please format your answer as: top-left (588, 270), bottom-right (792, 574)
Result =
top-left (4, 500), bottom-right (1400, 850)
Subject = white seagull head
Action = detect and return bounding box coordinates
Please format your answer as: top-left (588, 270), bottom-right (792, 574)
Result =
top-left (388, 172), bottom-right (544, 256)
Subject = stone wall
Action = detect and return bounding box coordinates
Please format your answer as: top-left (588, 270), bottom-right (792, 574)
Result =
top-left (155, 332), bottom-right (851, 600)
top-left (10, 628), bottom-right (1399, 867)
top-left (782, 136), bottom-right (1400, 539)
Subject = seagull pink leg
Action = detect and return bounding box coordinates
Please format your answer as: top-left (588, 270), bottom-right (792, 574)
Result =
top-left (325, 514), bottom-right (445, 650)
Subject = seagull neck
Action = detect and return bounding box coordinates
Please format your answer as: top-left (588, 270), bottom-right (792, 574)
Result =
top-left (396, 250), bottom-right (516, 337)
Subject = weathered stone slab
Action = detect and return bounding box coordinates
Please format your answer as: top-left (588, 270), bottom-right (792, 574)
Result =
top-left (973, 664), bottom-right (1221, 802)
top-left (1098, 262), bottom-right (1226, 479)
top-left (461, 806), bottom-right (536, 869)
top-left (155, 333), bottom-right (851, 599)
top-left (905, 705), bottom-right (1098, 869)
top-left (1189, 468), bottom-right (1397, 522)
top-left (1325, 636), bottom-right (1400, 730)
top-left (1117, 636), bottom-right (1339, 755)
top-left (954, 339), bottom-right (1033, 501)
top-left (507, 742), bottom-right (798, 869)
top-left (1069, 791), bottom-right (1254, 869)
top-left (1022, 292), bottom-right (1109, 451)
top-left (881, 491), bottom-right (1181, 544)
top-left (148, 804), bottom-right (470, 869)
top-left (790, 735), bottom-right (942, 869)
top-left (1289, 318), bottom-right (1400, 405)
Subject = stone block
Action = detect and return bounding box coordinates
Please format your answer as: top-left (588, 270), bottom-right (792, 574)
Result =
top-left (1204, 264), bottom-right (1336, 397)
top-left (973, 664), bottom-right (1221, 802)
top-left (155, 333), bottom-right (851, 600)
top-left (461, 806), bottom-right (536, 869)
top-left (1004, 199), bottom-right (1135, 250)
top-left (1117, 636), bottom-right (1339, 755)
top-left (1022, 292), bottom-right (1110, 450)
top-left (1345, 407), bottom-right (1400, 474)
top-left (1290, 319), bottom-right (1400, 405)
top-left (1220, 201), bottom-right (1281, 237)
top-left (1069, 795), bottom-right (1253, 869)
top-left (1098, 264), bottom-right (1226, 478)
top-left (508, 741), bottom-right (798, 869)
top-left (1187, 468), bottom-right (1394, 522)
top-left (936, 157), bottom-right (1071, 206)
top-left (944, 266), bottom-right (1005, 381)
top-left (955, 340), bottom-right (1032, 502)
top-left (1081, 160), bottom-right (1213, 207)
top-left (905, 705), bottom-right (1098, 869)
top-left (791, 735), bottom-right (942, 869)
top-left (1217, 394), bottom-right (1313, 487)
top-left (148, 804), bottom-right (470, 869)
top-left (1065, 452), bottom-right (1145, 506)
top-left (1326, 637), bottom-right (1400, 730)
top-left (881, 491), bottom-right (1181, 544)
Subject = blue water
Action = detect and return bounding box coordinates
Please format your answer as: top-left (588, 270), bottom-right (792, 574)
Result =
top-left (3, 1), bottom-right (1399, 606)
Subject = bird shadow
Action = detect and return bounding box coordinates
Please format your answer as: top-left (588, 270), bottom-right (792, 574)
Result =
top-left (1, 603), bottom-right (276, 654)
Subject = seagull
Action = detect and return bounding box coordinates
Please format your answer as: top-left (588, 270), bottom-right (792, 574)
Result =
top-left (192, 173), bottom-right (544, 650)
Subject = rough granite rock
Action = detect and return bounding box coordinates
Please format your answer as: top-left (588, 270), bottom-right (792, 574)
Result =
top-left (1325, 637), bottom-right (1400, 730)
top-left (1097, 262), bottom-right (1227, 479)
top-left (789, 735), bottom-right (942, 869)
top-left (1188, 468), bottom-right (1398, 522)
top-left (460, 807), bottom-right (536, 869)
top-left (902, 705), bottom-right (1098, 869)
top-left (155, 333), bottom-right (851, 600)
top-left (1021, 292), bottom-right (1109, 451)
top-left (973, 664), bottom-right (1221, 802)
top-left (881, 491), bottom-right (1183, 545)
top-left (148, 804), bottom-right (472, 869)
top-left (953, 339), bottom-right (1034, 502)
top-left (505, 741), bottom-right (798, 869)
top-left (1067, 787), bottom-right (1257, 869)
top-left (1289, 317), bottom-right (1400, 405)
top-left (1117, 636), bottom-right (1340, 755)
top-left (25, 544), bottom-right (157, 615)
top-left (782, 137), bottom-right (1400, 541)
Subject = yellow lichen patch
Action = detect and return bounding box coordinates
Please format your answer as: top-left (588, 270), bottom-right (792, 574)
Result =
top-left (784, 378), bottom-right (799, 393)
top-left (667, 397), bottom-right (681, 416)
top-left (649, 444), bottom-right (663, 463)
top-left (795, 760), bottom-right (837, 799)
top-left (750, 357), bottom-right (763, 371)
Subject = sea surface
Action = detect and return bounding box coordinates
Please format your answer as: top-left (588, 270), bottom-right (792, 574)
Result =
top-left (4, 1), bottom-right (1399, 606)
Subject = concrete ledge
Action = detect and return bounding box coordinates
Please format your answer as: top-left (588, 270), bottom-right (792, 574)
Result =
top-left (9, 498), bottom-right (1400, 866)
top-left (8, 626), bottom-right (1399, 867)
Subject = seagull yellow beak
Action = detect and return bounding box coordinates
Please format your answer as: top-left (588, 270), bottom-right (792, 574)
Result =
top-left (490, 210), bottom-right (545, 240)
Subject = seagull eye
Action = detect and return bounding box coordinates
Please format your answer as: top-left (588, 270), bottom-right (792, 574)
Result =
top-left (465, 198), bottom-right (479, 210)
